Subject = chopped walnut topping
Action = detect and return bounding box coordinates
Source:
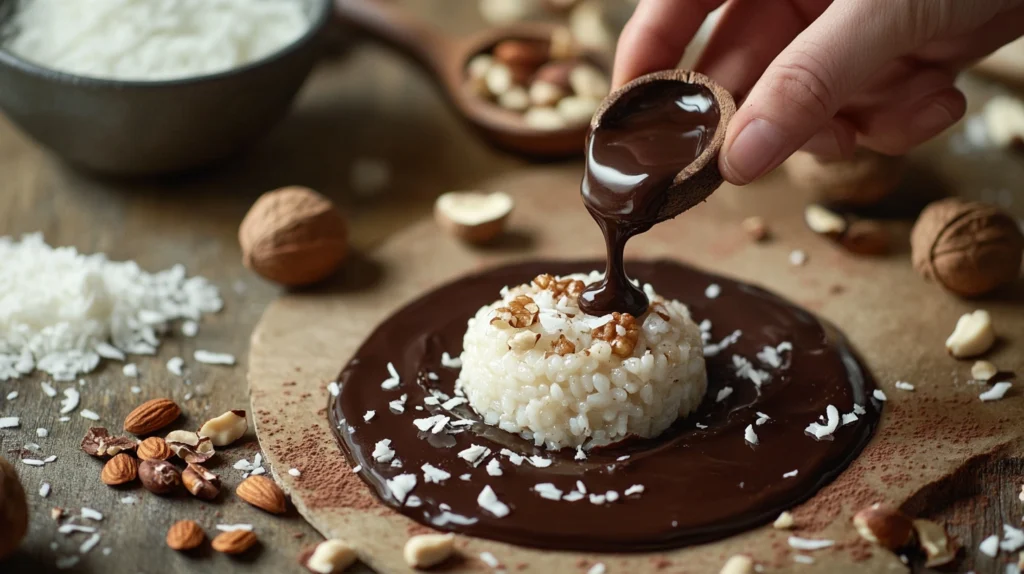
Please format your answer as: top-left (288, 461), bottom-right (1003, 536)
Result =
top-left (532, 274), bottom-right (585, 300)
top-left (553, 335), bottom-right (576, 355)
top-left (650, 303), bottom-right (670, 322)
top-left (491, 295), bottom-right (539, 328)
top-left (593, 312), bottom-right (639, 357)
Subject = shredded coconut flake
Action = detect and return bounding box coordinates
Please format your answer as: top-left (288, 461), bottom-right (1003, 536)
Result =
top-left (805, 405), bottom-right (840, 440)
top-left (979, 534), bottom-right (999, 557)
top-left (873, 389), bottom-right (887, 402)
top-left (624, 484), bottom-right (645, 496)
top-left (193, 350), bottom-right (234, 365)
top-left (60, 388), bottom-right (80, 414)
top-left (422, 463), bottom-right (451, 484)
top-left (0, 417), bottom-right (19, 429)
top-left (788, 536), bottom-right (834, 551)
top-left (441, 352), bottom-right (462, 368)
top-left (744, 424), bottom-right (758, 446)
top-left (894, 381), bottom-right (915, 391)
top-left (980, 382), bottom-right (1012, 402)
top-left (704, 284), bottom-right (721, 299)
top-left (478, 485), bottom-right (510, 517)
top-left (783, 469), bottom-right (798, 478)
top-left (386, 473), bottom-right (417, 504)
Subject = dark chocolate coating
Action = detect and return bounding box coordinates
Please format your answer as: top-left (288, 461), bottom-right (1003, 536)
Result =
top-left (580, 81), bottom-right (720, 317)
top-left (329, 259), bottom-right (880, 552)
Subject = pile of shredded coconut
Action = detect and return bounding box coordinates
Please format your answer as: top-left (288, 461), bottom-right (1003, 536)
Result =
top-left (1, 0), bottom-right (310, 81)
top-left (0, 233), bottom-right (222, 381)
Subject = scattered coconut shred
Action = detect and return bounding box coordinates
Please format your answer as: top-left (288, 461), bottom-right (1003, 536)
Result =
top-left (0, 0), bottom-right (310, 81)
top-left (0, 234), bottom-right (222, 380)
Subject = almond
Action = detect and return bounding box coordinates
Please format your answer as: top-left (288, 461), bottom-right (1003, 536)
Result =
top-left (166, 519), bottom-right (205, 551)
top-left (137, 437), bottom-right (172, 461)
top-left (212, 530), bottom-right (258, 555)
top-left (236, 475), bottom-right (287, 514)
top-left (123, 398), bottom-right (181, 435)
top-left (100, 453), bottom-right (138, 486)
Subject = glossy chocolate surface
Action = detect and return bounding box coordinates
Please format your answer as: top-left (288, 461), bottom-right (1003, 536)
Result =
top-left (580, 81), bottom-right (720, 317)
top-left (329, 259), bottom-right (880, 552)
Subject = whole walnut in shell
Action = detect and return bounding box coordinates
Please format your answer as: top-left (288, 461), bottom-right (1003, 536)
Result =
top-left (239, 186), bottom-right (348, 287)
top-left (0, 455), bottom-right (29, 559)
top-left (911, 198), bottom-right (1023, 297)
top-left (784, 149), bottom-right (905, 206)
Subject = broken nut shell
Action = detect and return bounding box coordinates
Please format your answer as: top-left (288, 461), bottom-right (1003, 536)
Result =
top-left (852, 504), bottom-right (915, 551)
top-left (182, 463), bottom-right (221, 501)
top-left (434, 191), bottom-right (514, 244)
top-left (197, 410), bottom-right (248, 447)
top-left (139, 459), bottom-right (182, 495)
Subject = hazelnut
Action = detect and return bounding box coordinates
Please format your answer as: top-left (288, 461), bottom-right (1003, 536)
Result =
top-left (784, 149), bottom-right (905, 206)
top-left (569, 63), bottom-right (610, 100)
top-left (484, 62), bottom-right (514, 97)
top-left (945, 310), bottom-right (996, 359)
top-left (139, 459), bottom-right (182, 495)
top-left (852, 504), bottom-right (915, 550)
top-left (804, 204), bottom-right (848, 237)
top-left (0, 456), bottom-right (29, 560)
top-left (529, 80), bottom-right (567, 107)
top-left (523, 106), bottom-right (566, 130)
top-left (971, 360), bottom-right (999, 382)
top-left (498, 86), bottom-right (530, 112)
top-left (548, 25), bottom-right (576, 60)
top-left (492, 39), bottom-right (548, 84)
top-left (434, 191), bottom-right (514, 244)
top-left (534, 61), bottom-right (575, 91)
top-left (910, 198), bottom-right (1023, 297)
top-left (556, 95), bottom-right (600, 126)
top-left (239, 186), bottom-right (348, 287)
top-left (568, 0), bottom-right (616, 54)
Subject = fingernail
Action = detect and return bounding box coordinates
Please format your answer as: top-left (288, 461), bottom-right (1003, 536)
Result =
top-left (801, 129), bottom-right (845, 160)
top-left (912, 101), bottom-right (955, 134)
top-left (723, 118), bottom-right (787, 184)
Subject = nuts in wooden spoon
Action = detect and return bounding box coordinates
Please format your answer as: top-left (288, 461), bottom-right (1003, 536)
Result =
top-left (239, 186), bottom-right (348, 287)
top-left (945, 310), bottom-right (995, 358)
top-left (435, 191), bottom-right (514, 244)
top-left (403, 533), bottom-right (456, 569)
top-left (303, 539), bottom-right (359, 573)
top-left (0, 455), bottom-right (29, 560)
top-left (852, 504), bottom-right (915, 550)
top-left (911, 197), bottom-right (1023, 297)
top-left (167, 519), bottom-right (206, 551)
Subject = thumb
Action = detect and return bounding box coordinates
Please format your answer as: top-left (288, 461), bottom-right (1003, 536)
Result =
top-left (719, 1), bottom-right (922, 184)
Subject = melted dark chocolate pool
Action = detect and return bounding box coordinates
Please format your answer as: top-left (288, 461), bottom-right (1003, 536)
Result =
top-left (580, 81), bottom-right (720, 317)
top-left (329, 259), bottom-right (880, 552)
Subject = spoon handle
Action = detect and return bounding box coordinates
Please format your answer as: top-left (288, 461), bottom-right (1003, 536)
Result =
top-left (335, 0), bottom-right (458, 81)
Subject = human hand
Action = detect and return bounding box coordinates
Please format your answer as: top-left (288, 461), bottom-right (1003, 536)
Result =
top-left (613, 0), bottom-right (1024, 185)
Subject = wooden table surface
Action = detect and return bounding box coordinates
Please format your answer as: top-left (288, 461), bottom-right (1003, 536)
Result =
top-left (0, 1), bottom-right (1021, 573)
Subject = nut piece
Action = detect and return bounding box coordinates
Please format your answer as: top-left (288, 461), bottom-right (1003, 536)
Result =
top-left (523, 106), bottom-right (566, 130)
top-left (0, 456), bottom-right (29, 560)
top-left (981, 95), bottom-right (1024, 149)
top-left (556, 95), bottom-right (600, 126)
top-left (508, 331), bottom-right (541, 352)
top-left (913, 518), bottom-right (957, 567)
top-left (592, 312), bottom-right (639, 357)
top-left (741, 216), bottom-right (770, 242)
top-left (945, 310), bottom-right (996, 358)
top-left (484, 62), bottom-right (514, 97)
top-left (784, 149), bottom-right (905, 206)
top-left (212, 530), bottom-right (258, 555)
top-left (101, 453), bottom-right (139, 486)
top-left (165, 430), bottom-right (215, 464)
top-left (166, 520), bottom-right (205, 551)
top-left (841, 220), bottom-right (890, 256)
top-left (532, 274), bottom-right (585, 299)
top-left (236, 475), bottom-right (287, 514)
top-left (136, 437), bottom-right (172, 461)
top-left (910, 198), bottom-right (1024, 297)
top-left (138, 459), bottom-right (182, 495)
top-left (852, 504), bottom-right (915, 550)
top-left (772, 511), bottom-right (795, 530)
top-left (123, 398), bottom-right (181, 435)
top-left (491, 295), bottom-right (540, 329)
top-left (403, 533), bottom-right (455, 569)
top-left (971, 360), bottom-right (999, 382)
top-left (81, 427), bottom-right (138, 458)
top-left (552, 335), bottom-right (576, 355)
top-left (534, 60), bottom-right (575, 90)
top-left (182, 463), bottom-right (221, 501)
top-left (529, 80), bottom-right (566, 107)
top-left (304, 539), bottom-right (358, 573)
top-left (434, 191), bottom-right (514, 244)
top-left (492, 39), bottom-right (548, 84)
top-left (239, 186), bottom-right (349, 287)
top-left (569, 63), bottom-right (610, 99)
top-left (804, 204), bottom-right (848, 236)
top-left (719, 554), bottom-right (754, 574)
top-left (197, 410), bottom-right (248, 447)
top-left (497, 86), bottom-right (530, 111)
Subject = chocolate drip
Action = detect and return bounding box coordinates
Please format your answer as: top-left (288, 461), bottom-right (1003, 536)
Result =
top-left (329, 259), bottom-right (880, 552)
top-left (580, 81), bottom-right (720, 317)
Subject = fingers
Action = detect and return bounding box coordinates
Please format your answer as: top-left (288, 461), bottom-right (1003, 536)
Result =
top-left (854, 87), bottom-right (966, 155)
top-left (695, 0), bottom-right (821, 99)
top-left (612, 0), bottom-right (727, 88)
top-left (718, 1), bottom-right (923, 184)
top-left (799, 118), bottom-right (857, 160)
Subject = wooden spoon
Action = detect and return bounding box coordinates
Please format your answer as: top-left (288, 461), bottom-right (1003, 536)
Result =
top-left (590, 69), bottom-right (736, 224)
top-left (335, 0), bottom-right (608, 158)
